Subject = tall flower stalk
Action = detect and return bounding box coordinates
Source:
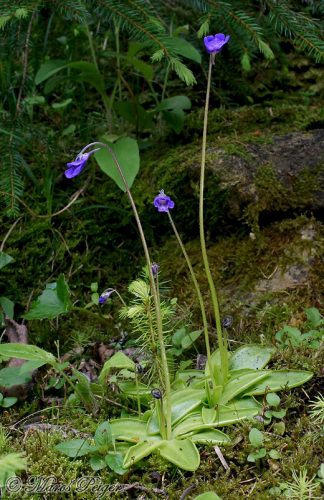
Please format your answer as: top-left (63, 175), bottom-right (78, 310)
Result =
top-left (65, 143), bottom-right (172, 439)
top-left (199, 35), bottom-right (230, 386)
top-left (154, 190), bottom-right (215, 399)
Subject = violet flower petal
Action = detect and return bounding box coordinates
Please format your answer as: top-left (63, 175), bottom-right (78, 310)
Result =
top-left (153, 190), bottom-right (175, 213)
top-left (204, 33), bottom-right (230, 54)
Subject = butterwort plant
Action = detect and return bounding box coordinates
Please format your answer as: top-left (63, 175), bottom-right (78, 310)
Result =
top-left (65, 140), bottom-right (173, 441)
top-left (152, 33), bottom-right (231, 399)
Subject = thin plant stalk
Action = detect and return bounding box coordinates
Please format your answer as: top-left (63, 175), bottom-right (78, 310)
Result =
top-left (167, 211), bottom-right (215, 395)
top-left (82, 142), bottom-right (172, 439)
top-left (199, 56), bottom-right (228, 384)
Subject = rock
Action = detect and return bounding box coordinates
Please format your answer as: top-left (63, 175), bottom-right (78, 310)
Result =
top-left (147, 129), bottom-right (324, 236)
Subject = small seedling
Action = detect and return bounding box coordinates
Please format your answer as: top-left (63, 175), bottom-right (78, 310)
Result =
top-left (247, 427), bottom-right (281, 463)
top-left (55, 421), bottom-right (128, 475)
top-left (264, 393), bottom-right (287, 424)
top-left (275, 307), bottom-right (324, 349)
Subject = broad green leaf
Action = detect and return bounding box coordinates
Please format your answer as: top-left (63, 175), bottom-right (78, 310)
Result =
top-left (105, 453), bottom-right (127, 475)
top-left (114, 101), bottom-right (153, 131)
top-left (0, 252), bottom-right (14, 270)
top-left (98, 352), bottom-right (135, 384)
top-left (110, 418), bottom-right (149, 443)
top-left (0, 360), bottom-right (45, 388)
top-left (247, 448), bottom-right (266, 462)
top-left (162, 108), bottom-right (186, 133)
top-left (118, 381), bottom-right (151, 401)
top-left (0, 297), bottom-right (14, 319)
top-left (0, 367), bottom-right (31, 387)
top-left (94, 137), bottom-right (140, 192)
top-left (275, 326), bottom-right (302, 346)
top-left (156, 95), bottom-right (191, 111)
top-left (215, 398), bottom-right (261, 427)
top-left (94, 421), bottom-right (113, 450)
top-left (170, 389), bottom-right (205, 424)
top-left (35, 60), bottom-right (67, 85)
top-left (202, 407), bottom-right (217, 424)
top-left (305, 307), bottom-right (323, 328)
top-left (181, 330), bottom-right (202, 350)
top-left (1, 397), bottom-right (17, 408)
top-left (172, 413), bottom-right (217, 438)
top-left (36, 60), bottom-right (106, 95)
top-left (123, 440), bottom-right (162, 468)
top-left (126, 55), bottom-right (153, 82)
top-left (0, 343), bottom-right (56, 365)
top-left (89, 455), bottom-right (106, 471)
top-left (190, 429), bottom-right (230, 445)
top-left (194, 493), bottom-right (222, 500)
top-left (229, 345), bottom-right (275, 371)
top-left (147, 389), bottom-right (205, 434)
top-left (159, 439), bottom-right (200, 471)
top-left (24, 275), bottom-right (71, 320)
top-left (165, 37), bottom-right (202, 64)
top-left (266, 393), bottom-right (280, 407)
top-left (269, 449), bottom-right (281, 459)
top-left (249, 428), bottom-right (263, 447)
top-left (244, 370), bottom-right (313, 396)
top-left (172, 327), bottom-right (186, 346)
top-left (219, 371), bottom-right (269, 404)
top-left (55, 439), bottom-right (96, 458)
top-left (174, 369), bottom-right (206, 386)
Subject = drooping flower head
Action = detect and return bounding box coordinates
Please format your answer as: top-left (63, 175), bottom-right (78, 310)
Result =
top-left (65, 144), bottom-right (100, 179)
top-left (204, 33), bottom-right (230, 55)
top-left (151, 262), bottom-right (159, 276)
top-left (153, 190), bottom-right (175, 213)
top-left (98, 288), bottom-right (116, 305)
top-left (151, 388), bottom-right (162, 399)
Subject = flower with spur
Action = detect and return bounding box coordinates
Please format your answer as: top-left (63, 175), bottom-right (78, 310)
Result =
top-left (65, 147), bottom-right (100, 179)
top-left (98, 288), bottom-right (115, 304)
top-left (153, 190), bottom-right (175, 213)
top-left (204, 33), bottom-right (230, 54)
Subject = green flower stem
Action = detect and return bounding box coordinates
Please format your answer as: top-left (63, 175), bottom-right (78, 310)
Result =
top-left (167, 212), bottom-right (215, 394)
top-left (96, 143), bottom-right (172, 440)
top-left (199, 56), bottom-right (228, 384)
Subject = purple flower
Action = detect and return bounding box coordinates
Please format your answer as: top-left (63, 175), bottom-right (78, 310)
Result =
top-left (65, 146), bottom-right (100, 179)
top-left (151, 262), bottom-right (159, 276)
top-left (153, 190), bottom-right (175, 213)
top-left (204, 33), bottom-right (230, 54)
top-left (98, 288), bottom-right (115, 305)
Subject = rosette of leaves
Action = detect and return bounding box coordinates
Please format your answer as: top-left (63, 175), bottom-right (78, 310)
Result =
top-left (172, 344), bottom-right (312, 432)
top-left (108, 387), bottom-right (230, 471)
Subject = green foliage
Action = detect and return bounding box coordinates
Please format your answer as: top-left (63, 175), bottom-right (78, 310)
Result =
top-left (24, 274), bottom-right (71, 320)
top-left (94, 137), bottom-right (140, 191)
top-left (55, 420), bottom-right (128, 474)
top-left (0, 393), bottom-right (17, 408)
top-left (275, 307), bottom-right (324, 349)
top-left (0, 452), bottom-right (27, 488)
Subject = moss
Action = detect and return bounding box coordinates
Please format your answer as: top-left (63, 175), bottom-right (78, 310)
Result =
top-left (242, 162), bottom-right (323, 234)
top-left (183, 103), bottom-right (324, 143)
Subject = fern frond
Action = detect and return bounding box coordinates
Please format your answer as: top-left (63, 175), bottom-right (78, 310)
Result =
top-left (0, 138), bottom-right (25, 216)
